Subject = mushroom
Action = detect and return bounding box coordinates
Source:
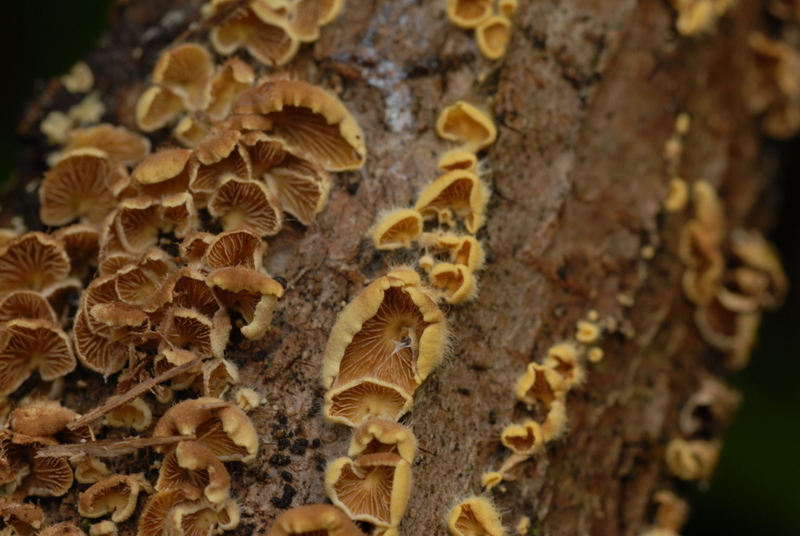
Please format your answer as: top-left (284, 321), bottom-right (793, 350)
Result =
top-left (152, 397), bottom-right (259, 462)
top-left (234, 388), bottom-right (262, 412)
top-left (168, 497), bottom-right (240, 536)
top-left (206, 58), bottom-right (256, 122)
top-left (428, 263), bottom-right (477, 304)
top-left (208, 1), bottom-right (300, 66)
top-left (679, 375), bottom-right (741, 437)
top-left (135, 86), bottom-right (186, 132)
top-left (89, 520), bottom-right (118, 536)
top-left (324, 378), bottom-right (414, 427)
top-left (500, 420), bottom-right (545, 456)
top-left (434, 233), bottom-right (486, 272)
top-left (232, 79), bottom-right (366, 171)
top-left (447, 496), bottom-right (504, 536)
top-left (438, 149), bottom-right (478, 172)
top-left (542, 342), bottom-right (585, 390)
top-left (729, 228), bottom-right (788, 309)
top-left (369, 209), bottom-right (424, 250)
top-left (664, 438), bottom-right (720, 481)
top-left (104, 397), bottom-right (153, 432)
top-left (514, 362), bottom-right (567, 409)
top-left (208, 176), bottom-right (284, 236)
top-left (143, 268), bottom-right (221, 319)
top-left (575, 320), bottom-right (601, 344)
top-left (671, 0), bottom-right (718, 36)
top-left (204, 229), bottom-right (266, 270)
top-left (663, 177), bottom-right (689, 212)
top-left (39, 148), bottom-right (130, 226)
top-left (542, 398), bottom-right (568, 441)
top-left (73, 457), bottom-right (111, 484)
top-left (53, 223), bottom-right (100, 279)
top-left (138, 489), bottom-right (189, 536)
top-left (0, 498), bottom-right (43, 536)
top-left (72, 307), bottom-right (131, 377)
top-left (0, 233), bottom-right (71, 295)
top-left (61, 61), bottom-right (93, 93)
top-left (206, 266), bottom-right (285, 340)
top-left (289, 0), bottom-right (344, 41)
top-left (435, 101), bottom-right (497, 152)
top-left (160, 307), bottom-right (230, 359)
top-left (498, 0), bottom-right (519, 17)
top-left (266, 504), bottom-right (366, 536)
top-left (653, 490), bottom-right (689, 533)
top-left (180, 232), bottom-right (215, 267)
top-left (348, 419), bottom-right (418, 463)
top-left (58, 124), bottom-right (151, 166)
top-left (38, 523), bottom-right (85, 536)
top-left (153, 348), bottom-right (204, 392)
top-left (323, 273), bottom-right (449, 397)
top-left (475, 15), bottom-right (512, 61)
top-left (190, 129), bottom-right (252, 208)
top-left (77, 474), bottom-right (144, 522)
top-left (156, 440), bottom-right (230, 504)
top-left (151, 43), bottom-right (214, 112)
top-left (0, 291), bottom-right (57, 323)
top-left (7, 400), bottom-right (83, 439)
top-left (201, 358), bottom-right (239, 398)
top-left (414, 170), bottom-right (490, 233)
top-left (325, 453), bottom-right (412, 529)
top-left (445, 0), bottom-right (493, 29)
top-left (132, 149), bottom-right (195, 198)
top-left (173, 117), bottom-right (212, 148)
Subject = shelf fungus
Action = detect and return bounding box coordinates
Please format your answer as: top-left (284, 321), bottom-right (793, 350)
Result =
top-left (428, 262), bottom-right (477, 304)
top-left (325, 453), bottom-right (412, 529)
top-left (322, 273), bottom-right (449, 402)
top-left (500, 420), bottom-right (545, 456)
top-left (232, 79), bottom-right (366, 171)
top-left (514, 362), bottom-right (567, 409)
top-left (207, 176), bottom-right (283, 236)
top-left (415, 170), bottom-right (490, 233)
top-left (57, 124), bottom-right (151, 167)
top-left (152, 397), bottom-right (259, 462)
top-left (206, 266), bottom-right (285, 340)
top-left (266, 504), bottom-right (366, 536)
top-left (448, 496), bottom-right (504, 536)
top-left (348, 419), bottom-right (418, 464)
top-left (543, 342), bottom-right (585, 390)
top-left (369, 208), bottom-right (424, 250)
top-left (324, 378), bottom-right (414, 427)
top-left (156, 440), bottom-right (231, 504)
top-left (475, 15), bottom-right (512, 61)
top-left (445, 0), bottom-right (493, 29)
top-left (435, 101), bottom-right (497, 153)
top-left (77, 474), bottom-right (145, 523)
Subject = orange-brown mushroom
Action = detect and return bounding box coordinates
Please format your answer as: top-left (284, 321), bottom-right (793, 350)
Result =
top-left (201, 358), bottom-right (239, 398)
top-left (156, 440), bottom-right (230, 504)
top-left (132, 149), bottom-right (195, 198)
top-left (206, 58), bottom-right (256, 122)
top-left (0, 291), bottom-right (57, 324)
top-left (428, 263), bottom-right (477, 304)
top-left (290, 0), bottom-right (343, 40)
top-left (173, 116), bottom-right (212, 148)
top-left (137, 489), bottom-right (189, 536)
top-left (514, 361), bottom-right (567, 409)
top-left (53, 223), bottom-right (100, 279)
top-left (438, 149), bottom-right (478, 172)
top-left (543, 342), bottom-right (585, 389)
top-left (208, 176), bottom-right (284, 236)
top-left (59, 124), bottom-right (151, 166)
top-left (159, 307), bottom-right (230, 359)
top-left (475, 15), bottom-right (512, 61)
top-left (78, 474), bottom-right (144, 523)
top-left (369, 209), bottom-right (424, 250)
top-left (349, 419), bottom-right (417, 463)
top-left (206, 266), bottom-right (285, 340)
top-left (414, 170), bottom-right (490, 233)
top-left (324, 378), bottom-right (414, 427)
top-left (0, 498), bottom-right (43, 536)
top-left (168, 496), bottom-right (240, 536)
top-left (203, 229), bottom-right (266, 270)
top-left (233, 79), bottom-right (366, 171)
top-left (435, 101), bottom-right (497, 152)
top-left (266, 504), bottom-right (366, 536)
top-left (105, 397), bottom-right (153, 432)
top-left (151, 43), bottom-right (215, 112)
top-left (500, 420), bottom-right (545, 456)
top-left (135, 85), bottom-right (185, 132)
top-left (0, 319), bottom-right (75, 397)
top-left (448, 496), bottom-right (504, 536)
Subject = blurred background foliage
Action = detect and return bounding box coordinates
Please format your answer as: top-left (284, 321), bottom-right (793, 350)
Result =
top-left (0, 2), bottom-right (797, 535)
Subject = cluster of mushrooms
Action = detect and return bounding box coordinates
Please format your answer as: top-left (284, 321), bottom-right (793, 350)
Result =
top-left (445, 0), bottom-right (517, 60)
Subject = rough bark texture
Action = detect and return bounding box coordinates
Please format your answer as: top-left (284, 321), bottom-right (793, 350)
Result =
top-left (4, 0), bottom-right (776, 535)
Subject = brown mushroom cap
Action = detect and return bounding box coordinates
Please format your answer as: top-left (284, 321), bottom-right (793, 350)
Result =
top-left (203, 229), bottom-right (266, 270)
top-left (323, 274), bottom-right (449, 396)
top-left (206, 58), bottom-right (256, 122)
top-left (143, 268), bottom-right (221, 318)
top-left (38, 522), bottom-right (85, 536)
top-left (53, 223), bottom-right (101, 278)
top-left (0, 319), bottom-right (76, 396)
top-left (0, 291), bottom-right (57, 323)
top-left (152, 397), bottom-right (258, 462)
top-left (8, 400), bottom-right (79, 438)
top-left (72, 308), bottom-right (130, 377)
top-left (168, 496), bottom-right (240, 536)
top-left (500, 420), bottom-right (545, 456)
top-left (152, 43), bottom-right (214, 111)
top-left (208, 176), bottom-right (284, 236)
top-left (160, 307), bottom-right (227, 359)
top-left (40, 151), bottom-right (130, 226)
top-left (514, 361), bottom-right (567, 408)
top-left (428, 262), bottom-right (477, 304)
top-left (475, 15), bottom-right (512, 61)
top-left (206, 266), bottom-right (284, 340)
top-left (233, 79), bottom-right (366, 171)
top-left (132, 149), bottom-right (195, 198)
top-left (370, 209), bottom-right (424, 250)
top-left (435, 101), bottom-right (497, 152)
top-left (414, 170), bottom-right (490, 233)
top-left (138, 489), bottom-right (189, 536)
top-left (324, 378), bottom-right (414, 427)
top-left (60, 124), bottom-right (151, 166)
top-left (209, 3), bottom-right (300, 67)
top-left (266, 503), bottom-right (366, 536)
top-left (156, 440), bottom-right (231, 504)
top-left (201, 357), bottom-right (239, 398)
top-left (0, 498), bottom-right (43, 536)
top-left (0, 233), bottom-right (71, 295)
top-left (73, 457), bottom-right (111, 484)
top-left (173, 116), bottom-right (212, 148)
top-left (349, 419), bottom-right (418, 463)
top-left (105, 397), bottom-right (153, 432)
top-left (448, 496), bottom-right (504, 536)
top-left (26, 455), bottom-right (75, 497)
top-left (325, 453), bottom-right (412, 528)
top-left (290, 0), bottom-right (343, 41)
top-left (445, 0), bottom-right (493, 28)
top-left (78, 474), bottom-right (143, 522)
top-left (135, 85), bottom-right (185, 132)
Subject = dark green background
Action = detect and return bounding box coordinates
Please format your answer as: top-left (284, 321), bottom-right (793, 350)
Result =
top-left (0, 3), bottom-right (797, 534)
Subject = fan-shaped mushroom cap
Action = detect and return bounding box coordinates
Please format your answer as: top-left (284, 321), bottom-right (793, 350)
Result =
top-left (173, 117), bottom-right (211, 148)
top-left (40, 151), bottom-right (129, 227)
top-left (209, 2), bottom-right (300, 66)
top-left (168, 496), bottom-right (240, 536)
top-left (111, 197), bottom-right (164, 253)
top-left (289, 0), bottom-right (343, 40)
top-left (438, 234), bottom-right (485, 272)
top-left (72, 308), bottom-right (130, 377)
top-left (38, 523), bottom-right (85, 536)
top-left (104, 397), bottom-right (153, 432)
top-left (208, 176), bottom-right (283, 236)
top-left (324, 378), bottom-right (414, 427)
top-left (136, 86), bottom-right (185, 132)
top-left (323, 274), bottom-right (449, 396)
top-left (370, 209), bottom-right (424, 250)
top-left (349, 419), bottom-right (417, 463)
top-left (73, 457), bottom-right (111, 484)
top-left (445, 0), bottom-right (493, 28)
top-left (325, 453), bottom-right (412, 528)
top-left (514, 362), bottom-right (567, 409)
top-left (0, 498), bottom-right (43, 536)
top-left (156, 440), bottom-right (230, 504)
top-left (78, 474), bottom-right (143, 522)
top-left (190, 131), bottom-right (251, 208)
top-left (543, 342), bottom-right (585, 389)
top-left (267, 503), bottom-right (366, 536)
top-left (138, 489), bottom-right (188, 536)
top-left (475, 15), bottom-right (512, 61)
top-left (0, 319), bottom-right (75, 396)
top-left (153, 397), bottom-right (258, 462)
top-left (160, 307), bottom-right (228, 359)
top-left (0, 233), bottom-right (71, 295)
top-left (90, 302), bottom-right (150, 333)
top-left (415, 170), bottom-right (490, 233)
top-left (664, 438), bottom-right (720, 481)
top-left (53, 223), bottom-right (100, 278)
top-left (8, 400), bottom-right (78, 438)
top-left (233, 79), bottom-right (366, 171)
top-left (428, 263), bottom-right (477, 304)
top-left (480, 471), bottom-right (503, 491)
top-left (501, 420), bottom-right (545, 456)
top-left (202, 358), bottom-right (239, 398)
top-left (143, 268), bottom-right (220, 317)
top-left (498, 0), bottom-right (518, 16)
top-left (436, 101), bottom-right (497, 152)
top-left (438, 149), bottom-right (478, 172)
top-left (132, 149), bottom-right (195, 198)
top-left (206, 266), bottom-right (284, 340)
top-left (730, 228), bottom-right (788, 309)
top-left (448, 496), bottom-right (504, 536)
top-left (152, 43), bottom-right (214, 111)
top-left (153, 348), bottom-right (204, 392)
top-left (206, 58), bottom-right (256, 122)
top-left (59, 124), bottom-right (151, 166)
top-left (180, 233), bottom-right (215, 266)
top-left (204, 229), bottom-right (266, 270)
top-left (25, 454), bottom-right (75, 497)
top-left (0, 291), bottom-right (57, 323)
top-left (89, 520), bottom-right (118, 536)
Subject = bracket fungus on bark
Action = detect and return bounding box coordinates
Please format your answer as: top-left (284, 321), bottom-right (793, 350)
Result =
top-left (348, 419), bottom-right (418, 463)
top-left (77, 474), bottom-right (145, 523)
top-left (414, 170), bottom-right (490, 233)
top-left (447, 496), bottom-right (504, 536)
top-left (435, 101), bottom-right (497, 152)
top-left (266, 504), bottom-right (366, 536)
top-left (206, 266), bottom-right (284, 340)
top-left (369, 209), bottom-right (424, 250)
top-left (156, 440), bottom-right (231, 504)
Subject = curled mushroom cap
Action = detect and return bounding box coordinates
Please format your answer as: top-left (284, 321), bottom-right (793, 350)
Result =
top-left (266, 504), bottom-right (366, 536)
top-left (0, 291), bottom-right (57, 323)
top-left (73, 457), bottom-right (111, 484)
top-left (501, 420), bottom-right (545, 456)
top-left (89, 520), bottom-right (118, 536)
top-left (439, 234), bottom-right (485, 272)
top-left (78, 474), bottom-right (143, 523)
top-left (26, 455), bottom-right (75, 497)
top-left (59, 124), bottom-right (151, 166)
top-left (132, 149), bottom-right (195, 198)
top-left (0, 319), bottom-right (76, 396)
top-left (105, 397), bottom-right (153, 432)
top-left (543, 342), bottom-right (585, 390)
top-left (498, 0), bottom-right (518, 16)
top-left (436, 101), bottom-right (497, 152)
top-left (138, 489), bottom-right (188, 536)
top-left (136, 85), bottom-right (186, 132)
top-left (8, 400), bottom-right (79, 438)
top-left (0, 498), bottom-right (43, 536)
top-left (514, 361), bottom-right (567, 409)
top-left (446, 0), bottom-right (493, 28)
top-left (206, 266), bottom-right (285, 340)
top-left (325, 453), bottom-right (412, 528)
top-left (428, 263), bottom-right (478, 304)
top-left (208, 176), bottom-right (283, 236)
top-left (664, 438), bottom-right (720, 481)
top-left (414, 170), bottom-right (490, 233)
top-left (349, 419), bottom-right (418, 463)
top-left (323, 274), bottom-right (449, 396)
top-left (475, 15), bottom-right (512, 61)
top-left (156, 440), bottom-right (231, 504)
top-left (448, 496), bottom-right (504, 536)
top-left (204, 229), bottom-right (266, 270)
top-left (324, 378), bottom-right (413, 427)
top-left (53, 223), bottom-right (101, 279)
top-left (168, 497), bottom-right (240, 536)
top-left (152, 43), bottom-right (214, 111)
top-left (38, 523), bottom-right (85, 536)
top-left (438, 149), bottom-right (478, 172)
top-left (233, 79), bottom-right (366, 171)
top-left (370, 209), bottom-right (424, 250)
top-left (289, 0), bottom-right (344, 41)
top-left (542, 398), bottom-right (568, 442)
top-left (207, 58), bottom-right (256, 122)
top-left (730, 228), bottom-right (789, 309)
top-left (40, 151), bottom-right (129, 226)
top-left (152, 397), bottom-right (258, 462)
top-left (209, 2), bottom-right (300, 66)
top-left (0, 233), bottom-right (71, 295)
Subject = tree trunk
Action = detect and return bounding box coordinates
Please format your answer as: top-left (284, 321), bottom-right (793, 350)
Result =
top-left (4, 0), bottom-right (782, 535)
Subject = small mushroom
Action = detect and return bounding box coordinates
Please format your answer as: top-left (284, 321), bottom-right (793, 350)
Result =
top-left (348, 419), bottom-right (418, 463)
top-left (135, 86), bottom-right (186, 132)
top-left (428, 263), bottom-right (477, 304)
top-left (514, 362), bottom-right (567, 409)
top-left (38, 523), bottom-right (85, 536)
top-left (151, 43), bottom-right (215, 112)
top-left (206, 266), bottom-right (285, 340)
top-left (414, 170), bottom-right (490, 233)
top-left (369, 208), bottom-right (424, 250)
top-left (324, 378), bottom-right (414, 427)
top-left (132, 149), bottom-right (195, 198)
top-left (438, 149), bottom-right (478, 172)
top-left (8, 400), bottom-right (81, 438)
top-left (204, 229), bottom-right (266, 270)
top-left (663, 177), bottom-right (689, 212)
top-left (207, 176), bottom-right (283, 236)
top-left (653, 490), bottom-right (689, 533)
top-left (89, 520), bottom-right (118, 536)
top-left (664, 438), bottom-right (720, 481)
top-left (435, 234), bottom-right (486, 272)
top-left (53, 223), bottom-right (100, 279)
top-left (78, 474), bottom-right (144, 522)
top-left (325, 453), bottom-right (412, 529)
top-left (201, 358), bottom-right (239, 398)
top-left (500, 420), bottom-right (544, 456)
top-left (266, 503), bottom-right (366, 536)
top-left (104, 397), bottom-right (153, 432)
top-left (234, 388), bottom-right (262, 412)
top-left (73, 457), bottom-right (111, 484)
top-left (206, 58), bottom-right (256, 122)
top-left (173, 116), bottom-right (211, 148)
top-left (498, 0), bottom-right (519, 17)
top-left (447, 496), bottom-right (504, 536)
top-left (138, 489), bottom-right (189, 536)
top-left (445, 0), bottom-right (493, 29)
top-left (0, 498), bottom-right (43, 536)
top-left (542, 398), bottom-right (568, 441)
top-left (0, 233), bottom-right (71, 295)
top-left (678, 375), bottom-right (741, 436)
top-left (436, 101), bottom-right (497, 152)
top-left (58, 124), bottom-right (150, 166)
top-left (156, 440), bottom-right (231, 504)
top-left (475, 15), bottom-right (512, 61)
top-left (168, 497), bottom-right (240, 536)
top-left (289, 0), bottom-right (344, 41)
top-left (575, 320), bottom-right (601, 344)
top-left (0, 291), bottom-right (57, 323)
top-left (543, 342), bottom-right (585, 389)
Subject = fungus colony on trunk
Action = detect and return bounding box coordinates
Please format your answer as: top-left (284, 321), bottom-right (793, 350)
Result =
top-left (445, 0), bottom-right (516, 60)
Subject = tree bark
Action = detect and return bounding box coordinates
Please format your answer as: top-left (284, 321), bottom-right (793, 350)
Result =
top-left (4, 0), bottom-right (779, 535)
